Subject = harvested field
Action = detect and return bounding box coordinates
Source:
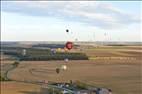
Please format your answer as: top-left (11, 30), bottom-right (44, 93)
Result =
top-left (1, 82), bottom-right (40, 94)
top-left (1, 46), bottom-right (142, 94)
top-left (7, 60), bottom-right (141, 94)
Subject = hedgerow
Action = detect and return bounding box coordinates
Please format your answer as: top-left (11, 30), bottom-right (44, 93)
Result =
top-left (2, 47), bottom-right (88, 61)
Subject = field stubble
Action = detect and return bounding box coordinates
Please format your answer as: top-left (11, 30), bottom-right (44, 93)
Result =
top-left (1, 46), bottom-right (142, 94)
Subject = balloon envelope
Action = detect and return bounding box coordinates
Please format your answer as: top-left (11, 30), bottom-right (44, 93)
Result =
top-left (56, 68), bottom-right (60, 74)
top-left (66, 29), bottom-right (69, 32)
top-left (51, 49), bottom-right (56, 54)
top-left (64, 58), bottom-right (69, 62)
top-left (65, 41), bottom-right (73, 50)
top-left (61, 65), bottom-right (67, 70)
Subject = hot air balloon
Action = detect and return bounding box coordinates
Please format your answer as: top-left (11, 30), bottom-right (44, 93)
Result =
top-left (65, 41), bottom-right (73, 50)
top-left (22, 49), bottom-right (26, 56)
top-left (66, 29), bottom-right (69, 33)
top-left (51, 48), bottom-right (56, 55)
top-left (64, 58), bottom-right (69, 63)
top-left (56, 68), bottom-right (60, 74)
top-left (61, 65), bottom-right (67, 71)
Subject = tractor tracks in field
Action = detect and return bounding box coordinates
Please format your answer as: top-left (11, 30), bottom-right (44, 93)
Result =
top-left (29, 68), bottom-right (55, 78)
top-left (3, 64), bottom-right (17, 81)
top-left (4, 64), bottom-right (75, 94)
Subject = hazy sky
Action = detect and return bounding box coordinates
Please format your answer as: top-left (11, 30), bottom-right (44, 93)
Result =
top-left (1, 1), bottom-right (142, 42)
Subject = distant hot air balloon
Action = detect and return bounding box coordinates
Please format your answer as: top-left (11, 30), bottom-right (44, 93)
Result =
top-left (22, 49), bottom-right (26, 56)
top-left (64, 58), bottom-right (69, 62)
top-left (65, 41), bottom-right (73, 50)
top-left (66, 29), bottom-right (69, 33)
top-left (56, 68), bottom-right (60, 74)
top-left (61, 65), bottom-right (67, 71)
top-left (51, 48), bottom-right (56, 54)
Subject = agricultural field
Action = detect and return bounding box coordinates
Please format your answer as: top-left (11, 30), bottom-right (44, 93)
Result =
top-left (1, 45), bottom-right (142, 94)
top-left (1, 82), bottom-right (40, 94)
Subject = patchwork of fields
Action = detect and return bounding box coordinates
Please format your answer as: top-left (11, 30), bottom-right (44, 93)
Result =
top-left (1, 46), bottom-right (142, 94)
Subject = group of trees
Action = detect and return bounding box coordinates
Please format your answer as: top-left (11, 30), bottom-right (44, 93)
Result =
top-left (3, 48), bottom-right (88, 61)
top-left (18, 52), bottom-right (88, 61)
